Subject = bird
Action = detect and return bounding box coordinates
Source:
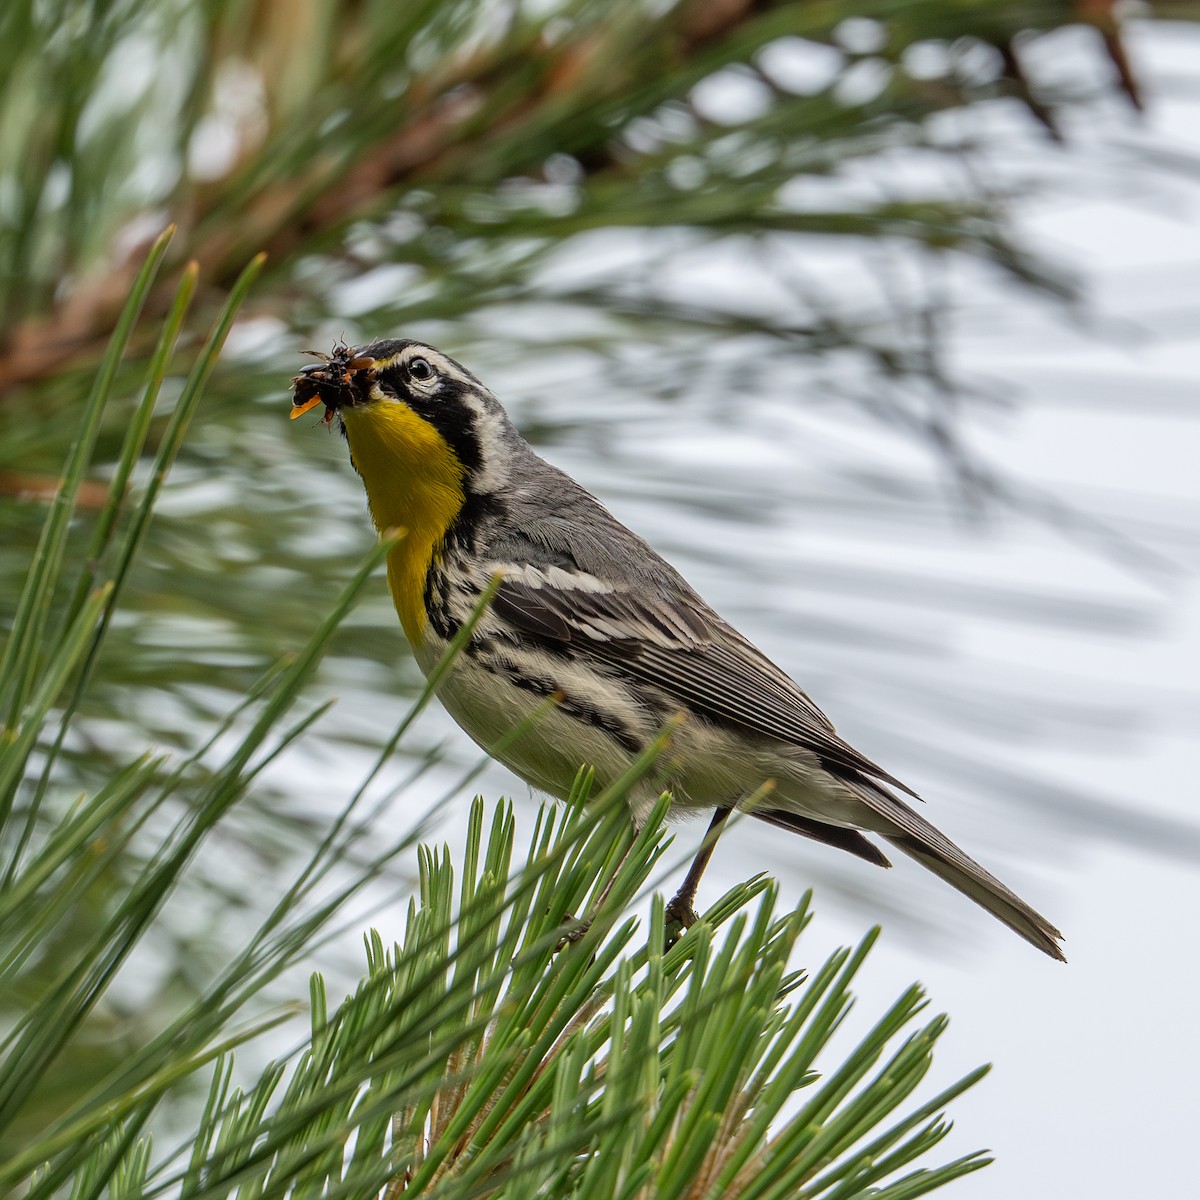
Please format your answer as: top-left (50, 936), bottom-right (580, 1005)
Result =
top-left (290, 337), bottom-right (1065, 961)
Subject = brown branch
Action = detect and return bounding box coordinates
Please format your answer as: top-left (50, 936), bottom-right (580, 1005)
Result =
top-left (0, 0), bottom-right (1147, 398)
top-left (0, 471), bottom-right (111, 509)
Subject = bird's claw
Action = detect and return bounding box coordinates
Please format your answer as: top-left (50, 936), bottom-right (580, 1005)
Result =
top-left (663, 895), bottom-right (699, 951)
top-left (554, 912), bottom-right (590, 953)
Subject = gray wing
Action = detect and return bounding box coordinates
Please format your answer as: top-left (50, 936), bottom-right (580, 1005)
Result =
top-left (490, 576), bottom-right (918, 799)
top-left (481, 457), bottom-right (1067, 960)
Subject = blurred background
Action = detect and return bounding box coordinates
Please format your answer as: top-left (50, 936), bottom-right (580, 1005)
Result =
top-left (2, 1), bottom-right (1198, 1195)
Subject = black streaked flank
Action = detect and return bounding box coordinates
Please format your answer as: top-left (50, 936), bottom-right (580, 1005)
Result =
top-left (482, 659), bottom-right (646, 758)
top-left (423, 567), bottom-right (461, 643)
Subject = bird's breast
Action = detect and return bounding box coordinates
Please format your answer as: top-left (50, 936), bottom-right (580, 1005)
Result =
top-left (342, 403), bottom-right (468, 643)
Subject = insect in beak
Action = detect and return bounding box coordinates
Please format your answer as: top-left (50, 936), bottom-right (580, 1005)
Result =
top-left (290, 346), bottom-right (375, 423)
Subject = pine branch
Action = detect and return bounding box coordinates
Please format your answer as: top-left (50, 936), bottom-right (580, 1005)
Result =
top-left (0, 0), bottom-right (1183, 393)
top-left (21, 796), bottom-right (990, 1200)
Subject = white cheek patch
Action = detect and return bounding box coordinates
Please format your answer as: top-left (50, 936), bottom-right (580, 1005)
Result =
top-left (467, 403), bottom-right (513, 495)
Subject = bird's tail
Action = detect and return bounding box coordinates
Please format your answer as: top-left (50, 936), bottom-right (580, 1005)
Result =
top-left (882, 829), bottom-right (1065, 961)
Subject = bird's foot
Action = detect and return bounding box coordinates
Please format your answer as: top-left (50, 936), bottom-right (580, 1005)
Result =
top-left (663, 893), bottom-right (699, 951)
top-left (554, 912), bottom-right (591, 953)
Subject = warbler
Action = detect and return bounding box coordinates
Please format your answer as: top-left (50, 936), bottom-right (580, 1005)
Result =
top-left (291, 338), bottom-right (1064, 961)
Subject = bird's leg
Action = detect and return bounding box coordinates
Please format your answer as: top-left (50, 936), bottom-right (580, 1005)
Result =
top-left (664, 805), bottom-right (732, 947)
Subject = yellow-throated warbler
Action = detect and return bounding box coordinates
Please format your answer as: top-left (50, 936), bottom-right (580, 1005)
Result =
top-left (291, 338), bottom-right (1064, 960)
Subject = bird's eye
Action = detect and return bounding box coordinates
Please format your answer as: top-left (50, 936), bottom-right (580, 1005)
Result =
top-left (408, 357), bottom-right (435, 382)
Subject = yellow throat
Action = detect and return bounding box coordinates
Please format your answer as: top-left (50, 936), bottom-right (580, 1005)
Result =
top-left (341, 402), bottom-right (466, 643)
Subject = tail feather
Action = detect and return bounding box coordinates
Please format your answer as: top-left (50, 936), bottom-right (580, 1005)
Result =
top-left (884, 831), bottom-right (1065, 961)
top-left (838, 776), bottom-right (1066, 961)
top-left (753, 808), bottom-right (893, 868)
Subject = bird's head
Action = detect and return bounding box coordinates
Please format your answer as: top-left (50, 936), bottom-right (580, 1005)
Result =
top-left (291, 338), bottom-right (519, 505)
top-left (292, 337), bottom-right (524, 638)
